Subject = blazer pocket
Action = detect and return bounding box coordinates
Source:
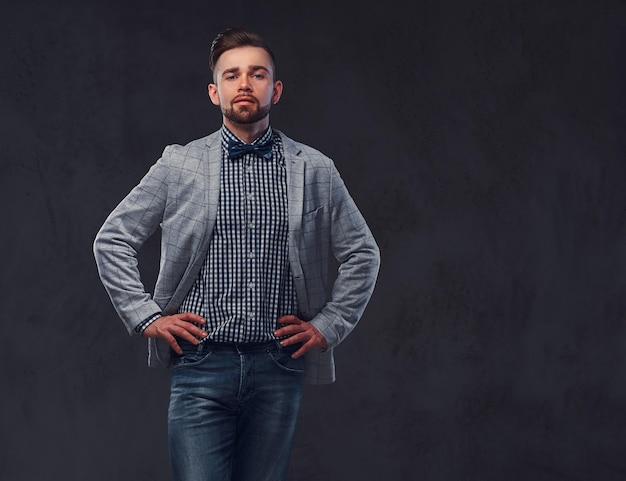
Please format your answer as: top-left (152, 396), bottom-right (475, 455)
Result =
top-left (302, 205), bottom-right (324, 233)
top-left (303, 205), bottom-right (324, 219)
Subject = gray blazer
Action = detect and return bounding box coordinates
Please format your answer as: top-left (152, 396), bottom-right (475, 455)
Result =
top-left (93, 130), bottom-right (380, 384)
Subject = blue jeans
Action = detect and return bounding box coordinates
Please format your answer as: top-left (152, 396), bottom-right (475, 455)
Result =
top-left (168, 339), bottom-right (305, 481)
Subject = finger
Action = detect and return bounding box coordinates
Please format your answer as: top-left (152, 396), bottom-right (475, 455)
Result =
top-left (172, 325), bottom-right (206, 345)
top-left (274, 326), bottom-right (291, 337)
top-left (274, 324), bottom-right (307, 338)
top-left (174, 320), bottom-right (208, 339)
top-left (178, 312), bottom-right (206, 325)
top-left (291, 339), bottom-right (314, 359)
top-left (277, 315), bottom-right (301, 325)
top-left (165, 333), bottom-right (183, 355)
top-left (280, 331), bottom-right (309, 346)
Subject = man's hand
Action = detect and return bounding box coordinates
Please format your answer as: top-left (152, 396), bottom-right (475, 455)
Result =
top-left (275, 315), bottom-right (328, 359)
top-left (143, 312), bottom-right (208, 355)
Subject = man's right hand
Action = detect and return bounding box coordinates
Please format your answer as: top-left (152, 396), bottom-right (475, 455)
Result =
top-left (142, 312), bottom-right (208, 355)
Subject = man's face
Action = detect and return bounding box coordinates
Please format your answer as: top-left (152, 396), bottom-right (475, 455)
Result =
top-left (208, 46), bottom-right (282, 127)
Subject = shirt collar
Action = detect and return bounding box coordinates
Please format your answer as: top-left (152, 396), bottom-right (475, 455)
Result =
top-left (220, 125), bottom-right (283, 166)
top-left (221, 125), bottom-right (273, 150)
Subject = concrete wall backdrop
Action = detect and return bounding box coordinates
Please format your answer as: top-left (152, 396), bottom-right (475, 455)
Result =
top-left (2, 0), bottom-right (626, 479)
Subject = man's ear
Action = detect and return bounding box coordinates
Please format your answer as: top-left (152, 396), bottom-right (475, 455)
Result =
top-left (208, 83), bottom-right (220, 106)
top-left (271, 80), bottom-right (283, 105)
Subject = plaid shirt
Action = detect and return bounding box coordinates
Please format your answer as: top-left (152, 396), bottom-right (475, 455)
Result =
top-left (174, 125), bottom-right (298, 342)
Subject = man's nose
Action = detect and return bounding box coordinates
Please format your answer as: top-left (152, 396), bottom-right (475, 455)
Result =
top-left (238, 76), bottom-right (252, 91)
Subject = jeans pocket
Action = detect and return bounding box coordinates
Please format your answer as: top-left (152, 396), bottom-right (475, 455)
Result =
top-left (267, 349), bottom-right (306, 375)
top-left (170, 349), bottom-right (214, 369)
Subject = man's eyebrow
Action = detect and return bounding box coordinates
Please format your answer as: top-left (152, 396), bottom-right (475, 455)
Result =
top-left (222, 65), bottom-right (270, 76)
top-left (249, 65), bottom-right (270, 73)
top-left (221, 67), bottom-right (240, 76)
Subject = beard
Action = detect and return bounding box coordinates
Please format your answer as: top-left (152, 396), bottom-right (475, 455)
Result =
top-left (222, 100), bottom-right (272, 125)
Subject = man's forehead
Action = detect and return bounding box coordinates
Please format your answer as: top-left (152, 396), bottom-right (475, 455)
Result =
top-left (216, 46), bottom-right (274, 72)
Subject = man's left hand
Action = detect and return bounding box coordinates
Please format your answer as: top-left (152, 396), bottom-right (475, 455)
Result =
top-left (275, 315), bottom-right (328, 359)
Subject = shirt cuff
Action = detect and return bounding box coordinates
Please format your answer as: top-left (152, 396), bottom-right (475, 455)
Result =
top-left (135, 312), bottom-right (162, 335)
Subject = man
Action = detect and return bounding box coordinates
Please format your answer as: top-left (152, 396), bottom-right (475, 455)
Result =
top-left (94, 27), bottom-right (380, 481)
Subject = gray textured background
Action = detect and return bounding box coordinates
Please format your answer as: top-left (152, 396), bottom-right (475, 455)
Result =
top-left (2, 0), bottom-right (626, 480)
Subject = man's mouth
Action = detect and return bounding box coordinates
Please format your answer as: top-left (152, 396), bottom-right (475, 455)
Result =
top-left (234, 96), bottom-right (256, 104)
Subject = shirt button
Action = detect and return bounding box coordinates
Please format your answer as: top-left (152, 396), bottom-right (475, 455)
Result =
top-left (248, 282), bottom-right (255, 289)
top-left (246, 192), bottom-right (254, 200)
top-left (246, 165), bottom-right (252, 173)
top-left (247, 251), bottom-right (255, 259)
top-left (248, 222), bottom-right (255, 229)
top-left (248, 312), bottom-right (255, 320)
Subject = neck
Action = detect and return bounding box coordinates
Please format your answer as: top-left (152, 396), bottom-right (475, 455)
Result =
top-left (223, 117), bottom-right (270, 144)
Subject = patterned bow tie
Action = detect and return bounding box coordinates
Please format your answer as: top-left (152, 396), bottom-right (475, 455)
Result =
top-left (227, 138), bottom-right (273, 160)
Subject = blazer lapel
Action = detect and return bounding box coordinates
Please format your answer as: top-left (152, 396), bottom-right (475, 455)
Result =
top-left (281, 132), bottom-right (304, 251)
top-left (205, 134), bottom-right (222, 229)
top-left (163, 131), bottom-right (222, 313)
top-left (281, 131), bottom-right (313, 317)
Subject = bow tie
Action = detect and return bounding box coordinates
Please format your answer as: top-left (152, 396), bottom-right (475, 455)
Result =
top-left (227, 138), bottom-right (273, 160)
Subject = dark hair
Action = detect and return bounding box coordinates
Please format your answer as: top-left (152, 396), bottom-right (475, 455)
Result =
top-left (209, 27), bottom-right (277, 77)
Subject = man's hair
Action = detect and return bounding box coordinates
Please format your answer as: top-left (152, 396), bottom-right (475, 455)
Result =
top-left (209, 27), bottom-right (277, 78)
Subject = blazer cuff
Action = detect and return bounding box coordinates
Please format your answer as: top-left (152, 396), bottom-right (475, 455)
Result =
top-left (309, 313), bottom-right (341, 349)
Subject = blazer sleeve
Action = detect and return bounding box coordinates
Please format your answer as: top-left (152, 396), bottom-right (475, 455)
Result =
top-left (308, 164), bottom-right (380, 348)
top-left (93, 148), bottom-right (172, 334)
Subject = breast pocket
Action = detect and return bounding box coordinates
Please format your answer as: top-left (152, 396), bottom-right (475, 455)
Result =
top-left (302, 205), bottom-right (324, 233)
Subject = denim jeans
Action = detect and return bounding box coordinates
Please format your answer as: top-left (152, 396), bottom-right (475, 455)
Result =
top-left (168, 339), bottom-right (305, 481)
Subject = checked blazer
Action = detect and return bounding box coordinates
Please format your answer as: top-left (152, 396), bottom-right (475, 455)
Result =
top-left (93, 129), bottom-right (380, 384)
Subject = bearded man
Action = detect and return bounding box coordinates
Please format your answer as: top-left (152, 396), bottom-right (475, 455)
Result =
top-left (94, 27), bottom-right (380, 481)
